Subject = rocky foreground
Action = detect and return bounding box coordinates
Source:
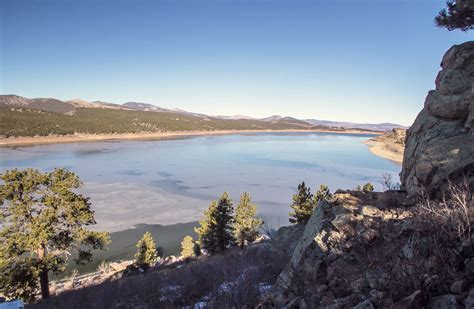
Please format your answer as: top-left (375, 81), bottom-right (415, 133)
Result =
top-left (268, 189), bottom-right (473, 308)
top-left (31, 188), bottom-right (473, 308)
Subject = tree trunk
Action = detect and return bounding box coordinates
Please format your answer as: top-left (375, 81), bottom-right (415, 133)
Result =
top-left (37, 245), bottom-right (50, 299)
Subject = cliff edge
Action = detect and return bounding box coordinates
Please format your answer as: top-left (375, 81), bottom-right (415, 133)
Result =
top-left (400, 41), bottom-right (474, 197)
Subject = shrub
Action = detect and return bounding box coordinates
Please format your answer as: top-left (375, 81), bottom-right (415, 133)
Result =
top-left (418, 179), bottom-right (473, 243)
top-left (380, 173), bottom-right (400, 191)
top-left (382, 180), bottom-right (473, 300)
top-left (29, 240), bottom-right (291, 308)
top-left (97, 261), bottom-right (112, 274)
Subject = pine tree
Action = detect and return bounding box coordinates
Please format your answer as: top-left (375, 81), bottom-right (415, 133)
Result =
top-left (435, 0), bottom-right (474, 32)
top-left (193, 242), bottom-right (202, 257)
top-left (180, 235), bottom-right (195, 258)
top-left (314, 184), bottom-right (331, 204)
top-left (234, 193), bottom-right (263, 249)
top-left (362, 183), bottom-right (374, 193)
top-left (134, 232), bottom-right (158, 269)
top-left (195, 201), bottom-right (217, 254)
top-left (195, 192), bottom-right (235, 254)
top-left (289, 182), bottom-right (315, 224)
top-left (0, 168), bottom-right (110, 302)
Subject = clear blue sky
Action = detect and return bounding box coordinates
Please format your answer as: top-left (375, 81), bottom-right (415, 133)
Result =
top-left (0, 0), bottom-right (470, 125)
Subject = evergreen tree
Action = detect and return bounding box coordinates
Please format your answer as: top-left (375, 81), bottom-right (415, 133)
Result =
top-left (180, 235), bottom-right (195, 258)
top-left (0, 168), bottom-right (110, 302)
top-left (289, 182), bottom-right (315, 224)
top-left (362, 183), bottom-right (374, 193)
top-left (234, 193), bottom-right (263, 249)
top-left (435, 0), bottom-right (474, 32)
top-left (195, 201), bottom-right (216, 253)
top-left (195, 192), bottom-right (235, 254)
top-left (314, 184), bottom-right (331, 203)
top-left (134, 232), bottom-right (158, 269)
top-left (193, 242), bottom-right (202, 257)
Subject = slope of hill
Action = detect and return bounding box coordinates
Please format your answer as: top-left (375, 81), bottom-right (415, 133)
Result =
top-left (122, 102), bottom-right (173, 113)
top-left (259, 115), bottom-right (317, 128)
top-left (276, 117), bottom-right (314, 128)
top-left (29, 187), bottom-right (474, 309)
top-left (260, 115), bottom-right (283, 122)
top-left (0, 95), bottom-right (136, 113)
top-left (90, 101), bottom-right (130, 110)
top-left (66, 99), bottom-right (101, 109)
top-left (0, 95), bottom-right (76, 114)
top-left (171, 108), bottom-right (209, 118)
top-left (0, 107), bottom-right (341, 138)
top-left (0, 95), bottom-right (400, 139)
top-left (215, 115), bottom-right (255, 120)
top-left (304, 119), bottom-right (408, 131)
top-left (260, 116), bottom-right (400, 131)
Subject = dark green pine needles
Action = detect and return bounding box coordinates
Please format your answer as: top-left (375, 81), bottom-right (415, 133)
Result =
top-left (0, 168), bottom-right (110, 302)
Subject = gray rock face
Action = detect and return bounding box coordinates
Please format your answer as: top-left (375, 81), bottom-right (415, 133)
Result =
top-left (272, 223), bottom-right (305, 258)
top-left (466, 288), bottom-right (474, 309)
top-left (390, 290), bottom-right (424, 309)
top-left (400, 41), bottom-right (474, 197)
top-left (427, 294), bottom-right (462, 309)
top-left (272, 191), bottom-right (412, 308)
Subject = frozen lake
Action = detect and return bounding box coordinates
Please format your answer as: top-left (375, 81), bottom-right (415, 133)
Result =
top-left (0, 132), bottom-right (400, 232)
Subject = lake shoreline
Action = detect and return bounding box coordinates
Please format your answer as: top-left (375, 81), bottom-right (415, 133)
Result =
top-left (363, 136), bottom-right (404, 165)
top-left (0, 129), bottom-right (381, 147)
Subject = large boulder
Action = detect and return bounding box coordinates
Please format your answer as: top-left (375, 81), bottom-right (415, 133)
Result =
top-left (400, 41), bottom-right (474, 197)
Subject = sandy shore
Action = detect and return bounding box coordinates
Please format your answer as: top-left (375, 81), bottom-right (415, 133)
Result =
top-left (0, 129), bottom-right (380, 147)
top-left (363, 132), bottom-right (405, 165)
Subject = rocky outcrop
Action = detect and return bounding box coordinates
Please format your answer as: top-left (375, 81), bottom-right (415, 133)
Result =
top-left (400, 41), bottom-right (474, 197)
top-left (270, 188), bottom-right (474, 308)
top-left (272, 191), bottom-right (418, 308)
top-left (271, 223), bottom-right (305, 258)
top-left (390, 290), bottom-right (424, 309)
top-left (390, 128), bottom-right (407, 146)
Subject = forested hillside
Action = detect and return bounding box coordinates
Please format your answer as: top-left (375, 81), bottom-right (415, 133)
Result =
top-left (0, 107), bottom-right (333, 137)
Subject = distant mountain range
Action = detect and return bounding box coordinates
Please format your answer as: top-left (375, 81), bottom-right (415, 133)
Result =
top-left (0, 95), bottom-right (407, 132)
top-left (303, 119), bottom-right (408, 132)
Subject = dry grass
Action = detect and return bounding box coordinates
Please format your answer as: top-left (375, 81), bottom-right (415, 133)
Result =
top-left (29, 240), bottom-right (289, 308)
top-left (377, 180), bottom-right (473, 302)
